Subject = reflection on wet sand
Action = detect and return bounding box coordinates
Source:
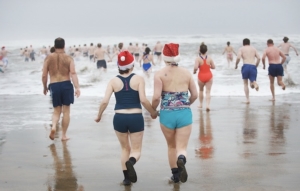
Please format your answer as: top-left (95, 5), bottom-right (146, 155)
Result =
top-left (48, 142), bottom-right (84, 191)
top-left (269, 103), bottom-right (287, 156)
top-left (196, 111), bottom-right (213, 159)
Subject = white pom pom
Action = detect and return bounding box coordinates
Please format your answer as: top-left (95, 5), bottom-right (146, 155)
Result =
top-left (174, 55), bottom-right (180, 63)
top-left (121, 56), bottom-right (125, 61)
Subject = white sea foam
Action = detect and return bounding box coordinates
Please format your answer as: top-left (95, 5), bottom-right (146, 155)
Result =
top-left (1, 34), bottom-right (299, 97)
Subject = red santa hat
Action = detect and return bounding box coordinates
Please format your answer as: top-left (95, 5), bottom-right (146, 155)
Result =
top-left (162, 43), bottom-right (180, 63)
top-left (118, 51), bottom-right (134, 70)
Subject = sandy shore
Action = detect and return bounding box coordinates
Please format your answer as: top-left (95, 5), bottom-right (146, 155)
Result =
top-left (0, 94), bottom-right (300, 191)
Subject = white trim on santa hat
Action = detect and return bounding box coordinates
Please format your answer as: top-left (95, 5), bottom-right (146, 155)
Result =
top-left (162, 54), bottom-right (181, 63)
top-left (118, 59), bottom-right (135, 70)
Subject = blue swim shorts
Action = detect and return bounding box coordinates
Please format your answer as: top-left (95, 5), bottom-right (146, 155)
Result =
top-left (113, 113), bottom-right (144, 133)
top-left (160, 108), bottom-right (192, 130)
top-left (268, 64), bottom-right (284, 77)
top-left (143, 63), bottom-right (151, 71)
top-left (241, 64), bottom-right (257, 82)
top-left (49, 80), bottom-right (74, 107)
top-left (97, 60), bottom-right (107, 69)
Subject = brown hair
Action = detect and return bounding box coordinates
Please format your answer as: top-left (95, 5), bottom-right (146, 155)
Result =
top-left (199, 42), bottom-right (207, 54)
top-left (267, 39), bottom-right (273, 44)
top-left (118, 43), bottom-right (123, 50)
top-left (118, 68), bottom-right (130, 74)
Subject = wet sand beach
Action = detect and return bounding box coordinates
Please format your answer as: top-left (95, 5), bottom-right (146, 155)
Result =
top-left (0, 94), bottom-right (300, 191)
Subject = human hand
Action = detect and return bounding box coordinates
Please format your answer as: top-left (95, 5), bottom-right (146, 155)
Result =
top-left (263, 65), bottom-right (265, 70)
top-left (151, 111), bottom-right (159, 119)
top-left (43, 88), bottom-right (48, 95)
top-left (75, 88), bottom-right (81, 98)
top-left (95, 115), bottom-right (101, 123)
top-left (235, 65), bottom-right (238, 69)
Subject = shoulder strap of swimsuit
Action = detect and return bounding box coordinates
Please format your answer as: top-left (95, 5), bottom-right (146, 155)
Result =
top-left (199, 55), bottom-right (207, 60)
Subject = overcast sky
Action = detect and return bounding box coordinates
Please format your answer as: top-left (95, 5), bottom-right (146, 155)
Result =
top-left (0, 0), bottom-right (299, 42)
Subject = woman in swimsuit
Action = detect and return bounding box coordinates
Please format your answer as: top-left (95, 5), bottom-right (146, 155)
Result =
top-left (152, 43), bottom-right (198, 183)
top-left (95, 51), bottom-right (157, 186)
top-left (140, 47), bottom-right (155, 77)
top-left (222, 41), bottom-right (237, 68)
top-left (194, 42), bottom-right (216, 111)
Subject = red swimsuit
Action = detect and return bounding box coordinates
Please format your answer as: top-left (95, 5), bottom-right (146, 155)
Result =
top-left (198, 55), bottom-right (212, 83)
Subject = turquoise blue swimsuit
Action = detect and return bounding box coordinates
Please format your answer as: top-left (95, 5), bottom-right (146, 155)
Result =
top-left (159, 91), bottom-right (192, 129)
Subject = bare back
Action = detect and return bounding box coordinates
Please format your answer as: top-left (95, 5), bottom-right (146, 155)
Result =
top-left (224, 46), bottom-right (234, 53)
top-left (237, 45), bottom-right (260, 65)
top-left (157, 66), bottom-right (191, 92)
top-left (279, 43), bottom-right (293, 54)
top-left (45, 51), bottom-right (72, 83)
top-left (94, 48), bottom-right (106, 61)
top-left (264, 46), bottom-right (282, 64)
top-left (154, 43), bottom-right (163, 53)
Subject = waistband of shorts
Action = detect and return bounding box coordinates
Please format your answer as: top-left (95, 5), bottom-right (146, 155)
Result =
top-left (243, 63), bottom-right (256, 66)
top-left (285, 54), bottom-right (289, 56)
top-left (49, 80), bottom-right (71, 85)
top-left (269, 63), bottom-right (281, 65)
top-left (114, 113), bottom-right (142, 115)
top-left (160, 107), bottom-right (191, 112)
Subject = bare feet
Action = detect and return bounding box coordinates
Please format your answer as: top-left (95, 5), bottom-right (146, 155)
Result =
top-left (250, 84), bottom-right (255, 89)
top-left (282, 85), bottom-right (286, 90)
top-left (61, 136), bottom-right (70, 141)
top-left (255, 85), bottom-right (259, 91)
top-left (49, 129), bottom-right (56, 140)
top-left (206, 108), bottom-right (210, 112)
top-left (198, 105), bottom-right (203, 109)
top-left (269, 98), bottom-right (275, 101)
top-left (243, 101), bottom-right (250, 104)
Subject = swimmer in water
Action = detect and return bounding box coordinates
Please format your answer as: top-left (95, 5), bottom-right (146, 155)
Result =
top-left (140, 47), bottom-right (155, 78)
top-left (222, 41), bottom-right (237, 68)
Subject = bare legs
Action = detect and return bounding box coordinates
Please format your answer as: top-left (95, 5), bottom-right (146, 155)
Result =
top-left (160, 124), bottom-right (192, 169)
top-left (243, 79), bottom-right (250, 104)
top-left (49, 105), bottom-right (71, 141)
top-left (269, 75), bottom-right (285, 101)
top-left (115, 131), bottom-right (144, 170)
top-left (198, 79), bottom-right (213, 111)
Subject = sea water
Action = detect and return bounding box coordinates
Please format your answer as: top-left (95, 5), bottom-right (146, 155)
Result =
top-left (0, 33), bottom-right (299, 97)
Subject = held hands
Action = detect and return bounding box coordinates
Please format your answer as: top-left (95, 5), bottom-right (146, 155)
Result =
top-left (151, 111), bottom-right (159, 119)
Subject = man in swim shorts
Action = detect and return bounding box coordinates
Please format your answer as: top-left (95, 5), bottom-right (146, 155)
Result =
top-left (94, 43), bottom-right (111, 71)
top-left (153, 41), bottom-right (163, 64)
top-left (262, 39), bottom-right (286, 101)
top-left (42, 37), bottom-right (80, 141)
top-left (235, 38), bottom-right (260, 104)
top-left (277, 36), bottom-right (299, 75)
top-left (88, 43), bottom-right (95, 61)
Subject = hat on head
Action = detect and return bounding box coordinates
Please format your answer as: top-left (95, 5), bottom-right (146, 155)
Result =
top-left (118, 51), bottom-right (134, 70)
top-left (162, 43), bottom-right (180, 63)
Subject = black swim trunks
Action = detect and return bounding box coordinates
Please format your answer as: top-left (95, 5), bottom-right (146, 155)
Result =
top-left (89, 55), bottom-right (94, 60)
top-left (97, 60), bottom-right (107, 69)
top-left (113, 113), bottom-right (144, 133)
top-left (154, 52), bottom-right (161, 56)
top-left (49, 80), bottom-right (74, 107)
top-left (134, 53), bottom-right (139, 57)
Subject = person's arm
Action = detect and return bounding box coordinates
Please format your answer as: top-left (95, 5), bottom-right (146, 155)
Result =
top-left (262, 50), bottom-right (267, 70)
top-left (138, 76), bottom-right (157, 118)
top-left (42, 60), bottom-right (48, 95)
top-left (222, 48), bottom-right (226, 55)
top-left (95, 80), bottom-right (113, 122)
top-left (150, 55), bottom-right (156, 66)
top-left (210, 58), bottom-right (216, 69)
top-left (152, 72), bottom-right (162, 110)
top-left (105, 51), bottom-right (112, 61)
top-left (193, 58), bottom-right (199, 74)
top-left (279, 51), bottom-right (286, 64)
top-left (235, 49), bottom-right (242, 69)
top-left (255, 50), bottom-right (261, 67)
top-left (70, 59), bottom-right (80, 97)
top-left (290, 44), bottom-right (299, 56)
top-left (188, 74), bottom-right (198, 105)
top-left (232, 49), bottom-right (237, 56)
